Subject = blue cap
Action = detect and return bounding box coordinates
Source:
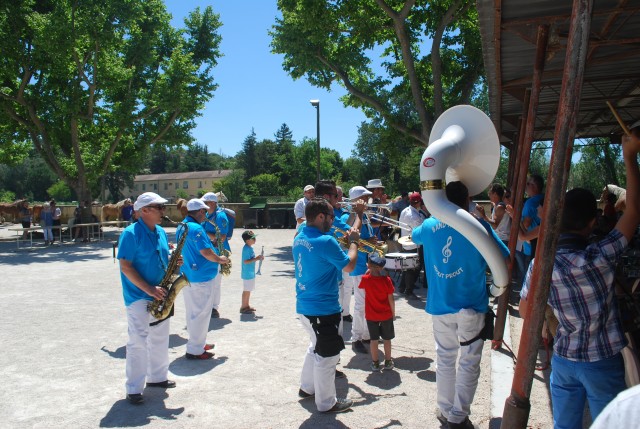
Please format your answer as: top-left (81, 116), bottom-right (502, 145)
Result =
top-left (367, 254), bottom-right (386, 267)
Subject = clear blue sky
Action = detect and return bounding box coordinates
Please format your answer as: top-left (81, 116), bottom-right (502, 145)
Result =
top-left (166, 1), bottom-right (368, 160)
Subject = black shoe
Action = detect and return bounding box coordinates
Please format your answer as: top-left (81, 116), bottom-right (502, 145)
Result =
top-left (127, 393), bottom-right (144, 405)
top-left (405, 292), bottom-right (419, 300)
top-left (352, 340), bottom-right (368, 354)
top-left (323, 398), bottom-right (353, 413)
top-left (342, 315), bottom-right (353, 322)
top-left (298, 388), bottom-right (314, 399)
top-left (398, 288), bottom-right (406, 294)
top-left (185, 351), bottom-right (214, 360)
top-left (211, 308), bottom-right (220, 318)
top-left (146, 379), bottom-right (176, 388)
top-left (335, 369), bottom-right (346, 379)
top-left (447, 417), bottom-right (475, 429)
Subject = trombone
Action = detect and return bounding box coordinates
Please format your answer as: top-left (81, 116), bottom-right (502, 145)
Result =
top-left (332, 227), bottom-right (388, 256)
top-left (369, 213), bottom-right (413, 232)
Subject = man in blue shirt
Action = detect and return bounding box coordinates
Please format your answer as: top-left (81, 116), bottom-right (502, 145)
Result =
top-left (117, 192), bottom-right (175, 405)
top-left (347, 186), bottom-right (375, 354)
top-left (314, 180), bottom-right (365, 325)
top-left (177, 198), bottom-right (229, 361)
top-left (293, 199), bottom-right (360, 413)
top-left (413, 182), bottom-right (509, 429)
top-left (513, 174), bottom-right (544, 304)
top-left (201, 192), bottom-right (230, 318)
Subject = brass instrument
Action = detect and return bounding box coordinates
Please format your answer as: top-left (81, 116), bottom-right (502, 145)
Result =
top-left (333, 227), bottom-right (388, 256)
top-left (256, 246), bottom-right (264, 275)
top-left (419, 105), bottom-right (509, 296)
top-left (206, 216), bottom-right (232, 276)
top-left (148, 217), bottom-right (190, 319)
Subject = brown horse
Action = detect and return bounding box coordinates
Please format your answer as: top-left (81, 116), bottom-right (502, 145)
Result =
top-left (31, 204), bottom-right (43, 222)
top-left (102, 199), bottom-right (129, 221)
top-left (0, 200), bottom-right (26, 223)
top-left (176, 198), bottom-right (188, 218)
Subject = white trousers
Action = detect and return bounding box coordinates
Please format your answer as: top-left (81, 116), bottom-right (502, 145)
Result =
top-left (125, 299), bottom-right (170, 394)
top-left (432, 309), bottom-right (485, 424)
top-left (211, 274), bottom-right (222, 310)
top-left (340, 272), bottom-right (352, 316)
top-left (349, 275), bottom-right (369, 341)
top-left (182, 278), bottom-right (215, 355)
top-left (298, 314), bottom-right (339, 412)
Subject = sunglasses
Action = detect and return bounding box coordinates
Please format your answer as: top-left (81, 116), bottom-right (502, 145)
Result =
top-left (147, 204), bottom-right (166, 210)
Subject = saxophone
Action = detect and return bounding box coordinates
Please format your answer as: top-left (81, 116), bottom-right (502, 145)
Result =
top-left (147, 217), bottom-right (190, 319)
top-left (206, 216), bottom-right (232, 276)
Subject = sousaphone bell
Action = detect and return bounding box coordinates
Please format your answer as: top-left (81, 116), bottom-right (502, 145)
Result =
top-left (419, 105), bottom-right (509, 295)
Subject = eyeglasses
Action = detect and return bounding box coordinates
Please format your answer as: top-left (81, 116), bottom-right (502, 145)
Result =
top-left (147, 204), bottom-right (166, 211)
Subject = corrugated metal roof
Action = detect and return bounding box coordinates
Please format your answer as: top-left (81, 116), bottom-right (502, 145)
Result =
top-left (478, 0), bottom-right (640, 145)
top-left (135, 170), bottom-right (233, 182)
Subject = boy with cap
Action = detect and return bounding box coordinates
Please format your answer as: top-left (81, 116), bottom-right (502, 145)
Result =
top-left (240, 230), bottom-right (264, 313)
top-left (359, 253), bottom-right (395, 371)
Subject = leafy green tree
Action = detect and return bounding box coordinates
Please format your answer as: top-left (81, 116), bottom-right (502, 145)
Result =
top-left (237, 130), bottom-right (258, 178)
top-left (271, 0), bottom-right (484, 146)
top-left (274, 123), bottom-right (296, 184)
top-left (47, 181), bottom-right (73, 202)
top-left (569, 139), bottom-right (624, 197)
top-left (214, 169), bottom-right (246, 202)
top-left (184, 143), bottom-right (213, 171)
top-left (0, 1), bottom-right (223, 202)
top-left (247, 173), bottom-right (281, 197)
top-left (254, 139), bottom-right (278, 177)
top-left (0, 190), bottom-right (16, 203)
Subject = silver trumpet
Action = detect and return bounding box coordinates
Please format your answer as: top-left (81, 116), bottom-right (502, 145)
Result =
top-left (256, 246), bottom-right (264, 275)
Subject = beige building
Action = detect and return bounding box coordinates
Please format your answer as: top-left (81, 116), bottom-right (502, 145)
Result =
top-left (122, 170), bottom-right (233, 202)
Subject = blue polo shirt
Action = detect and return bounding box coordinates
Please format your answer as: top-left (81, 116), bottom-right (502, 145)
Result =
top-left (118, 221), bottom-right (170, 306)
top-left (203, 210), bottom-right (230, 251)
top-left (241, 244), bottom-right (256, 280)
top-left (176, 217), bottom-right (218, 283)
top-left (413, 216), bottom-right (509, 315)
top-left (294, 226), bottom-right (350, 316)
top-left (522, 194), bottom-right (543, 255)
top-left (349, 213), bottom-right (374, 277)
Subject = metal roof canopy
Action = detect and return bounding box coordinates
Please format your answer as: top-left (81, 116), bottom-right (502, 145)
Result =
top-left (478, 0), bottom-right (640, 147)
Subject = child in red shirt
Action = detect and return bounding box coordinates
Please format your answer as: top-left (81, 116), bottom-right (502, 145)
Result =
top-left (359, 254), bottom-right (396, 371)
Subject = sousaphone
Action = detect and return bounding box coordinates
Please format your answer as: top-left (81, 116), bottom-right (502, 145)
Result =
top-left (419, 105), bottom-right (509, 294)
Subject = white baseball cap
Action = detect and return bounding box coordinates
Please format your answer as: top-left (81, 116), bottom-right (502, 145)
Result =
top-left (201, 192), bottom-right (218, 202)
top-left (133, 192), bottom-right (168, 211)
top-left (304, 185), bottom-right (315, 192)
top-left (186, 198), bottom-right (208, 211)
top-left (349, 186), bottom-right (372, 200)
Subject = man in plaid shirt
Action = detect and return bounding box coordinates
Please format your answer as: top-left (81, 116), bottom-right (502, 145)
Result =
top-left (520, 128), bottom-right (640, 429)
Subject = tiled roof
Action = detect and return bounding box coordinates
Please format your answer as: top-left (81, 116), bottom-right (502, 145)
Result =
top-left (135, 170), bottom-right (233, 182)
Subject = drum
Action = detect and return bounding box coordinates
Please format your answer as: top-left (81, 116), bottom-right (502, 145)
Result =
top-left (398, 235), bottom-right (417, 250)
top-left (385, 252), bottom-right (419, 271)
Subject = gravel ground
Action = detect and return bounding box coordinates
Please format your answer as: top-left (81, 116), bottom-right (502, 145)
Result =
top-left (0, 224), bottom-right (555, 428)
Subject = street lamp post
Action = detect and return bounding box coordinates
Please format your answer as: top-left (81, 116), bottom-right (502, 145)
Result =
top-left (310, 99), bottom-right (320, 182)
